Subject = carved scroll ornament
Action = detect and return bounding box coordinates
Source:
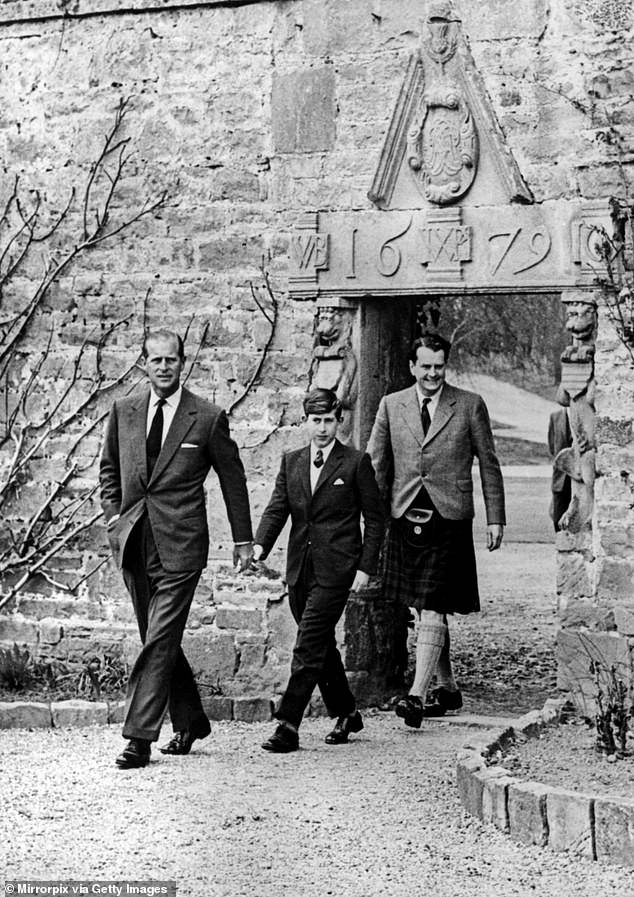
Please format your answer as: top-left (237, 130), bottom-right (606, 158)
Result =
top-left (407, 81), bottom-right (478, 205)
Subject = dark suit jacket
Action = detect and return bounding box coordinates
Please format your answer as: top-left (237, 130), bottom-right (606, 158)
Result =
top-left (255, 439), bottom-right (385, 588)
top-left (367, 383), bottom-right (505, 524)
top-left (99, 387), bottom-right (252, 572)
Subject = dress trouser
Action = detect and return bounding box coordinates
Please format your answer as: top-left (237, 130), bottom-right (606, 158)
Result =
top-left (121, 516), bottom-right (206, 741)
top-left (276, 552), bottom-right (356, 729)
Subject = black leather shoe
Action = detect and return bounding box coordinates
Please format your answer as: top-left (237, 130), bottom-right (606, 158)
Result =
top-left (261, 724), bottom-right (299, 753)
top-left (158, 717), bottom-right (211, 755)
top-left (325, 710), bottom-right (364, 745)
top-left (423, 687), bottom-right (463, 717)
top-left (115, 738), bottom-right (151, 769)
top-left (395, 695), bottom-right (424, 729)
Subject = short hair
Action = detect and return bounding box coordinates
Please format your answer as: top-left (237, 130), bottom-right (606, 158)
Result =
top-left (303, 388), bottom-right (342, 419)
top-left (142, 329), bottom-right (185, 360)
top-left (409, 333), bottom-right (451, 364)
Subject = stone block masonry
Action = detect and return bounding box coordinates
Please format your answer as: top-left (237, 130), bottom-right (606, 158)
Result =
top-left (0, 0), bottom-right (633, 710)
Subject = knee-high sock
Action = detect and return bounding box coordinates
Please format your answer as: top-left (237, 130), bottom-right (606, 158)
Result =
top-left (436, 626), bottom-right (458, 691)
top-left (410, 613), bottom-right (447, 699)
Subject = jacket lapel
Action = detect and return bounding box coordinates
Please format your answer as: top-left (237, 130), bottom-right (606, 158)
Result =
top-left (312, 439), bottom-right (344, 498)
top-left (399, 386), bottom-right (424, 448)
top-left (297, 445), bottom-right (312, 504)
top-left (424, 383), bottom-right (457, 445)
top-left (125, 389), bottom-right (152, 485)
top-left (148, 388), bottom-right (197, 485)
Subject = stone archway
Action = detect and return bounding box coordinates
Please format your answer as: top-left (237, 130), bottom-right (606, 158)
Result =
top-left (286, 2), bottom-right (617, 711)
top-left (307, 289), bottom-right (587, 707)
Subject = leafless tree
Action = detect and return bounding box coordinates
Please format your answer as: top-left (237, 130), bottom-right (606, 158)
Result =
top-left (0, 98), bottom-right (166, 609)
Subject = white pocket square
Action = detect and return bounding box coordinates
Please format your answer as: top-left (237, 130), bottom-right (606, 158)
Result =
top-left (333, 478), bottom-right (345, 485)
top-left (181, 443), bottom-right (199, 448)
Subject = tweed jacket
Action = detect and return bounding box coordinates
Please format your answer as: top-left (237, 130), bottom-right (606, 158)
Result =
top-left (99, 387), bottom-right (252, 572)
top-left (255, 439), bottom-right (385, 588)
top-left (367, 383), bottom-right (505, 525)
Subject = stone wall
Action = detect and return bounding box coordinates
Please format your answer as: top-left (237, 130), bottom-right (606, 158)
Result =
top-left (556, 300), bottom-right (634, 713)
top-left (0, 0), bottom-right (633, 710)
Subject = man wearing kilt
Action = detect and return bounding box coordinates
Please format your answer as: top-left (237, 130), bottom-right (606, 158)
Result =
top-left (367, 333), bottom-right (505, 728)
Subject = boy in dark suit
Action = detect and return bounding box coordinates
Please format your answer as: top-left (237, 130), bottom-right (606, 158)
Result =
top-left (254, 388), bottom-right (384, 752)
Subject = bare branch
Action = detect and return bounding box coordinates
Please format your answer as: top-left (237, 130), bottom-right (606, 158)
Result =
top-left (0, 98), bottom-right (166, 603)
top-left (68, 556), bottom-right (109, 594)
top-left (183, 321), bottom-right (210, 387)
top-left (0, 175), bottom-right (19, 234)
top-left (18, 466), bottom-right (76, 556)
top-left (81, 190), bottom-right (168, 249)
top-left (82, 97), bottom-right (131, 241)
top-left (241, 410), bottom-right (285, 449)
top-left (31, 188), bottom-right (76, 244)
top-left (228, 271), bottom-right (279, 416)
top-left (0, 509), bottom-right (104, 610)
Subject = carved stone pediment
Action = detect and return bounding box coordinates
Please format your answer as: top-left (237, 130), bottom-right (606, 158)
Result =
top-left (368, 2), bottom-right (533, 210)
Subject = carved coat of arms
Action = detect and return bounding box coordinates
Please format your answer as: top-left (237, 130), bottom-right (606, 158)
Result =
top-left (407, 7), bottom-right (479, 205)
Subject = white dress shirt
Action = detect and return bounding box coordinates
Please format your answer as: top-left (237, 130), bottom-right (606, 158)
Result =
top-left (146, 386), bottom-right (182, 445)
top-left (415, 383), bottom-right (444, 426)
top-left (310, 439), bottom-right (336, 492)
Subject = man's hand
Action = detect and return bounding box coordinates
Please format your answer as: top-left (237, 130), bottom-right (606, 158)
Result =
top-left (233, 542), bottom-right (255, 571)
top-left (350, 570), bottom-right (370, 592)
top-left (487, 524), bottom-right (504, 552)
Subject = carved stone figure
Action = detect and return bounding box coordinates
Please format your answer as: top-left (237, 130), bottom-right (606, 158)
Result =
top-left (310, 304), bottom-right (358, 414)
top-left (555, 380), bottom-right (596, 533)
top-left (561, 298), bottom-right (598, 363)
top-left (555, 294), bottom-right (598, 533)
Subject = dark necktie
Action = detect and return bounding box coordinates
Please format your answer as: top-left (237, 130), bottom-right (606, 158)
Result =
top-left (146, 398), bottom-right (166, 477)
top-left (421, 398), bottom-right (431, 436)
top-left (313, 449), bottom-right (324, 468)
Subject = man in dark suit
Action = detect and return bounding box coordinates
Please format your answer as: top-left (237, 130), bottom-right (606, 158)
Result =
top-left (368, 334), bottom-right (505, 728)
top-left (254, 388), bottom-right (384, 752)
top-left (100, 330), bottom-right (253, 769)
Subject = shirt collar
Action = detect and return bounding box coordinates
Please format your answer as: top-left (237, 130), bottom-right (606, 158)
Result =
top-left (150, 385), bottom-right (182, 410)
top-left (415, 383), bottom-right (443, 408)
top-left (311, 439), bottom-right (336, 463)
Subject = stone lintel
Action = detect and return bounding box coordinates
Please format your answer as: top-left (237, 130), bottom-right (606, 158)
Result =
top-left (288, 201), bottom-right (610, 299)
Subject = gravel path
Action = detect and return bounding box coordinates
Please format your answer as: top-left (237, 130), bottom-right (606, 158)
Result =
top-left (452, 543), bottom-right (559, 714)
top-left (3, 714), bottom-right (633, 897)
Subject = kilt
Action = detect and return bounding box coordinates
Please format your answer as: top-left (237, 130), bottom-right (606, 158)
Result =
top-left (382, 511), bottom-right (480, 615)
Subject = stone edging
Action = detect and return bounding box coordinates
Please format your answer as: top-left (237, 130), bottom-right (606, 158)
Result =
top-left (0, 695), bottom-right (274, 730)
top-left (456, 697), bottom-right (634, 870)
top-left (0, 699), bottom-right (126, 729)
